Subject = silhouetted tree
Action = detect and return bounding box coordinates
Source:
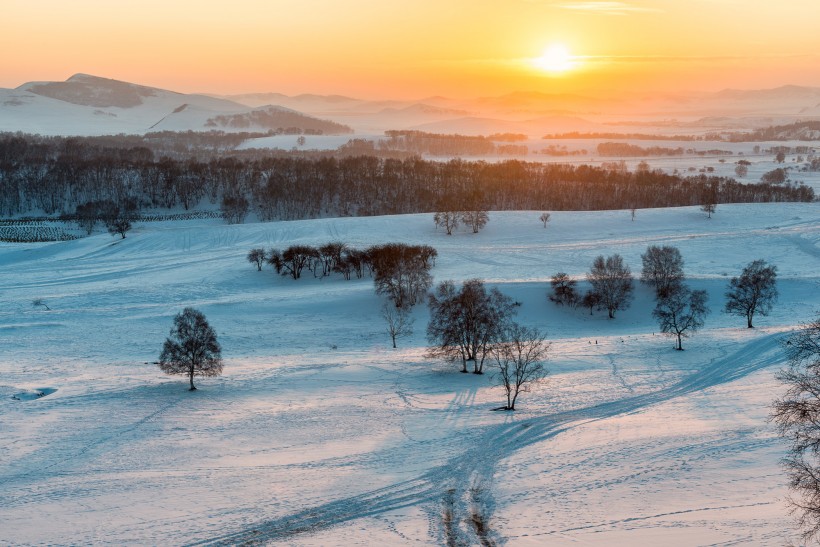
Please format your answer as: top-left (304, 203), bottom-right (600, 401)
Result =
top-left (587, 254), bottom-right (634, 319)
top-left (539, 212), bottom-right (551, 228)
top-left (652, 285), bottom-right (709, 350)
top-left (773, 315), bottom-right (820, 542)
top-left (158, 307), bottom-right (223, 391)
top-left (701, 202), bottom-right (716, 219)
top-left (247, 248), bottom-right (266, 271)
top-left (427, 279), bottom-right (517, 374)
top-left (462, 210), bottom-right (489, 234)
top-left (434, 210), bottom-right (460, 235)
top-left (490, 323), bottom-right (549, 410)
top-left (549, 272), bottom-right (578, 307)
top-left (641, 245), bottom-right (684, 299)
top-left (369, 244), bottom-right (434, 308)
top-left (382, 302), bottom-right (414, 348)
top-left (268, 245), bottom-right (319, 279)
top-left (725, 259), bottom-right (778, 328)
top-left (581, 290), bottom-right (600, 315)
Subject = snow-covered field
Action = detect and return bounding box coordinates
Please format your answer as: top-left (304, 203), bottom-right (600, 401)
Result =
top-left (1, 204), bottom-right (818, 545)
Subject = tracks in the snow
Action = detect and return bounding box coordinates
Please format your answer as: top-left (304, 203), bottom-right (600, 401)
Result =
top-left (191, 333), bottom-right (784, 546)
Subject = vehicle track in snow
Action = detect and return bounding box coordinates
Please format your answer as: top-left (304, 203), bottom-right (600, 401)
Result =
top-left (190, 332), bottom-right (784, 546)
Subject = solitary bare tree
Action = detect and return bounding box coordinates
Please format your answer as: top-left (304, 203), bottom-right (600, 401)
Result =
top-left (641, 245), bottom-right (684, 299)
top-left (587, 254), bottom-right (634, 319)
top-left (725, 259), bottom-right (778, 328)
top-left (773, 316), bottom-right (820, 541)
top-left (382, 302), bottom-right (414, 348)
top-left (247, 248), bottom-right (266, 271)
top-left (490, 324), bottom-right (549, 411)
top-left (539, 212), bottom-right (551, 228)
top-left (158, 308), bottom-right (223, 391)
top-left (652, 285), bottom-right (709, 350)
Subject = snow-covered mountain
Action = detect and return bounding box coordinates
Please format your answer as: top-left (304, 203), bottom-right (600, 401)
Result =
top-left (0, 74), bottom-right (352, 136)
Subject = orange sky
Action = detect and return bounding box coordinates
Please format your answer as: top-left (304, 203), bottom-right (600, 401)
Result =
top-left (3, 0), bottom-right (820, 99)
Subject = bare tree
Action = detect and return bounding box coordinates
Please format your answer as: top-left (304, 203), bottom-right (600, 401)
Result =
top-left (268, 245), bottom-right (319, 280)
top-left (549, 272), bottom-right (578, 307)
top-left (734, 164), bottom-right (748, 178)
top-left (369, 244), bottom-right (434, 308)
top-left (772, 316), bottom-right (820, 541)
top-left (725, 259), bottom-right (778, 328)
top-left (247, 248), bottom-right (266, 271)
top-left (539, 212), bottom-right (551, 228)
top-left (581, 290), bottom-right (600, 315)
top-left (382, 302), bottom-right (414, 348)
top-left (490, 323), bottom-right (549, 411)
top-left (701, 202), bottom-right (716, 219)
top-left (462, 210), bottom-right (489, 234)
top-left (434, 210), bottom-right (460, 235)
top-left (652, 285), bottom-right (709, 350)
top-left (630, 208), bottom-right (636, 221)
top-left (318, 242), bottom-right (346, 277)
top-left (427, 279), bottom-right (517, 374)
top-left (587, 254), bottom-right (634, 319)
top-left (158, 308), bottom-right (223, 391)
top-left (641, 245), bottom-right (684, 299)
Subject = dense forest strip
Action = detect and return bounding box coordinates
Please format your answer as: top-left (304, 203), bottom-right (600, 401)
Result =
top-left (0, 133), bottom-right (813, 220)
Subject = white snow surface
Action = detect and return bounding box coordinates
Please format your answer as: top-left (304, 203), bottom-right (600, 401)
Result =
top-left (1, 204), bottom-right (819, 545)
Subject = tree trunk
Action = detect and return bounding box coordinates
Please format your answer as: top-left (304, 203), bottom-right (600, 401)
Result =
top-left (461, 357), bottom-right (468, 373)
top-left (747, 314), bottom-right (754, 328)
top-left (189, 367), bottom-right (196, 391)
top-left (676, 334), bottom-right (683, 350)
top-left (391, 334), bottom-right (397, 349)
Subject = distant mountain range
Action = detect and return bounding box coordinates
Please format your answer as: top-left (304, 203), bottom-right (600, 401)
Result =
top-left (3, 74), bottom-right (820, 138)
top-left (0, 74), bottom-right (353, 136)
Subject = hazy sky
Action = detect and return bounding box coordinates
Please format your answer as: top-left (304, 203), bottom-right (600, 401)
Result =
top-left (3, 0), bottom-right (820, 98)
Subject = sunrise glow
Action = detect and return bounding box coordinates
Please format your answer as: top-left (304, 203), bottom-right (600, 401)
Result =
top-left (534, 44), bottom-right (577, 74)
top-left (1, 0), bottom-right (820, 99)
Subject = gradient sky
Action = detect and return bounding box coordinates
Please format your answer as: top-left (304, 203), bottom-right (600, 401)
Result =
top-left (3, 0), bottom-right (820, 99)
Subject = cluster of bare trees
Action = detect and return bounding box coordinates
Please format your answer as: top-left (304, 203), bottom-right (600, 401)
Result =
top-left (548, 247), bottom-right (778, 349)
top-left (74, 199), bottom-right (137, 238)
top-left (427, 279), bottom-right (548, 410)
top-left (434, 209), bottom-right (489, 235)
top-left (1, 133), bottom-right (813, 220)
top-left (249, 242), bottom-right (437, 308)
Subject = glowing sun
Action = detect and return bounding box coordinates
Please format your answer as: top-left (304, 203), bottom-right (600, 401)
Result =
top-left (534, 44), bottom-right (576, 74)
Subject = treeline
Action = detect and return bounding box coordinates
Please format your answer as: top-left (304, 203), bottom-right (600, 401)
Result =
top-left (544, 131), bottom-right (702, 141)
top-left (597, 142), bottom-right (686, 157)
top-left (0, 133), bottom-right (813, 219)
top-left (722, 121), bottom-right (820, 142)
top-left (377, 130), bottom-right (528, 156)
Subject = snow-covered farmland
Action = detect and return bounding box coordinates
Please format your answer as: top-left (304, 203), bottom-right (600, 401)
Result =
top-left (1, 204), bottom-right (818, 545)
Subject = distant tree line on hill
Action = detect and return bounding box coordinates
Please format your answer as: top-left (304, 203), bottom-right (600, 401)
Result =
top-left (596, 142), bottom-right (686, 157)
top-left (377, 130), bottom-right (528, 156)
top-left (544, 122), bottom-right (820, 143)
top-left (0, 133), bottom-right (813, 219)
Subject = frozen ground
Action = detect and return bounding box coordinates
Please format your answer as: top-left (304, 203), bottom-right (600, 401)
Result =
top-left (1, 204), bottom-right (818, 545)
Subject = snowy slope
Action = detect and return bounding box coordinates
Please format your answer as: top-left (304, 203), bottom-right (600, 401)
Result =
top-left (0, 74), bottom-right (350, 136)
top-left (1, 203), bottom-right (818, 545)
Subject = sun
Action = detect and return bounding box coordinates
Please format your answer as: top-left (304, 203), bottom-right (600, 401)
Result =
top-left (534, 44), bottom-right (576, 74)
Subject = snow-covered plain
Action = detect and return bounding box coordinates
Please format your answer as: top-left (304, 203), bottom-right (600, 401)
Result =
top-left (1, 204), bottom-right (818, 545)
